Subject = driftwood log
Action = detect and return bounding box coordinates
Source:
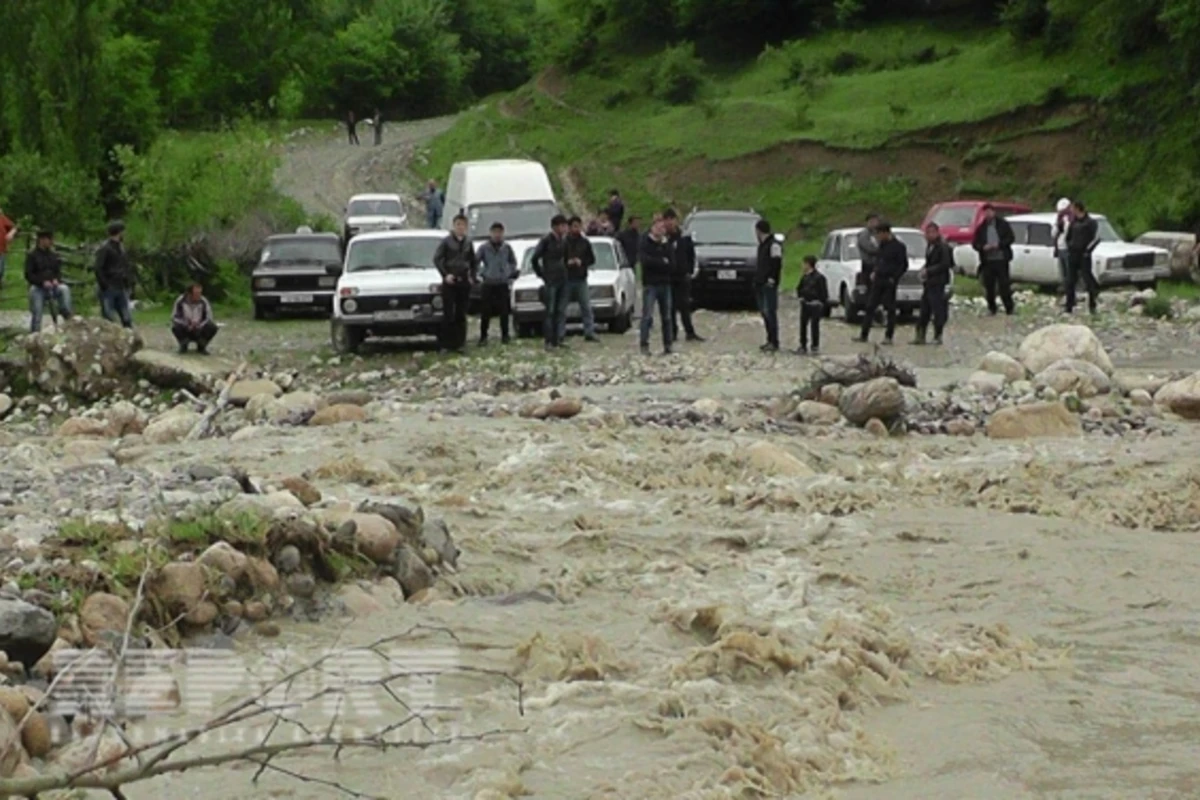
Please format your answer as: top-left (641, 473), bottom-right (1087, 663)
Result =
top-left (797, 352), bottom-right (918, 400)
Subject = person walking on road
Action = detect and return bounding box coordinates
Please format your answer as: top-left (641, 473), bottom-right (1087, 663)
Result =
top-left (476, 222), bottom-right (517, 345)
top-left (531, 214), bottom-right (571, 351)
top-left (754, 219), bottom-right (782, 352)
top-left (638, 217), bottom-right (674, 356)
top-left (663, 208), bottom-right (704, 343)
top-left (795, 255), bottom-right (828, 355)
top-left (372, 108), bottom-right (383, 146)
top-left (1065, 199), bottom-right (1101, 316)
top-left (606, 190), bottom-right (625, 232)
top-left (433, 214), bottom-right (478, 354)
top-left (171, 284), bottom-right (219, 354)
top-left (855, 222), bottom-right (906, 345)
top-left (562, 216), bottom-right (599, 343)
top-left (616, 216), bottom-right (641, 268)
top-left (346, 111), bottom-right (359, 146)
top-left (25, 230), bottom-right (73, 333)
top-left (424, 180), bottom-right (445, 229)
top-left (0, 207), bottom-right (17, 291)
top-left (94, 220), bottom-right (134, 328)
top-left (971, 203), bottom-right (1015, 316)
top-left (912, 222), bottom-right (953, 345)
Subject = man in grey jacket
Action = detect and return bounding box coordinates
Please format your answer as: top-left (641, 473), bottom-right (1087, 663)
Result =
top-left (857, 213), bottom-right (881, 285)
top-left (476, 222), bottom-right (517, 345)
top-left (171, 284), bottom-right (218, 354)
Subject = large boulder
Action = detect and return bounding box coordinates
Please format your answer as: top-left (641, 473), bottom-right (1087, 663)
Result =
top-left (1034, 359), bottom-right (1112, 398)
top-left (740, 440), bottom-right (815, 478)
top-left (150, 562), bottom-right (208, 618)
top-left (79, 593), bottom-right (131, 648)
top-left (57, 416), bottom-right (111, 438)
top-left (24, 318), bottom-right (142, 400)
top-left (309, 404), bottom-right (368, 426)
top-left (1017, 324), bottom-right (1113, 376)
top-left (132, 350), bottom-right (229, 393)
top-left (978, 351), bottom-right (1026, 383)
top-left (228, 379), bottom-right (282, 407)
top-left (838, 377), bottom-right (905, 426)
top-left (106, 400), bottom-right (149, 436)
top-left (351, 514), bottom-right (401, 564)
top-left (966, 371), bottom-right (1005, 397)
top-left (0, 598), bottom-right (58, 669)
top-left (985, 402), bottom-right (1082, 439)
top-left (246, 391), bottom-right (325, 424)
top-left (143, 406), bottom-right (201, 445)
top-left (1154, 373), bottom-right (1200, 420)
top-left (796, 400), bottom-right (842, 425)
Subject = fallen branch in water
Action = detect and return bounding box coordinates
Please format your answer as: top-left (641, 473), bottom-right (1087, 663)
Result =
top-left (186, 360), bottom-right (247, 441)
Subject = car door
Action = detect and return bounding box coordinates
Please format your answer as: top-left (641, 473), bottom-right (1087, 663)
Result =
top-left (1021, 222), bottom-right (1060, 285)
top-left (616, 244), bottom-right (636, 312)
top-left (816, 235), bottom-right (844, 301)
top-left (1005, 222), bottom-right (1031, 282)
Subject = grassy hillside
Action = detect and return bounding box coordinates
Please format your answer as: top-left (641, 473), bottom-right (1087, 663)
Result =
top-left (424, 20), bottom-right (1187, 286)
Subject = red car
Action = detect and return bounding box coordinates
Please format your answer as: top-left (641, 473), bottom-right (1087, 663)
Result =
top-left (921, 200), bottom-right (1032, 245)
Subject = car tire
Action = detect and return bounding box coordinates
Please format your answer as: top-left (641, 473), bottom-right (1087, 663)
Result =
top-left (253, 303), bottom-right (266, 321)
top-left (842, 286), bottom-right (861, 324)
top-left (330, 320), bottom-right (362, 355)
top-left (517, 323), bottom-right (538, 339)
top-left (609, 301), bottom-right (632, 334)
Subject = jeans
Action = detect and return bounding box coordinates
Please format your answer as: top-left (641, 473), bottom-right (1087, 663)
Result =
top-left (441, 281), bottom-right (471, 350)
top-left (426, 210), bottom-right (442, 229)
top-left (860, 277), bottom-right (897, 340)
top-left (479, 283), bottom-right (512, 342)
top-left (670, 277), bottom-right (697, 339)
top-left (99, 288), bottom-right (133, 328)
top-left (639, 283), bottom-right (672, 350)
top-left (917, 286), bottom-right (949, 339)
top-left (979, 260), bottom-right (1014, 315)
top-left (1065, 252), bottom-right (1100, 314)
top-left (559, 279), bottom-right (595, 340)
top-left (542, 280), bottom-right (568, 346)
top-left (172, 321), bottom-right (219, 350)
top-left (1056, 251), bottom-right (1069, 291)
top-left (29, 285), bottom-right (74, 332)
top-left (756, 284), bottom-right (779, 347)
top-left (799, 300), bottom-right (822, 349)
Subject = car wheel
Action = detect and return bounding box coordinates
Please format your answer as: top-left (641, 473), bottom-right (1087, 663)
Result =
top-left (253, 303), bottom-right (266, 321)
top-left (517, 323), bottom-right (537, 339)
top-left (330, 320), bottom-right (362, 355)
top-left (842, 286), bottom-right (861, 324)
top-left (609, 300), bottom-right (632, 333)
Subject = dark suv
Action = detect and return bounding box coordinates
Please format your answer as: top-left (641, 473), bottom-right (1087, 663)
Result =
top-left (251, 231), bottom-right (343, 319)
top-left (683, 210), bottom-right (762, 309)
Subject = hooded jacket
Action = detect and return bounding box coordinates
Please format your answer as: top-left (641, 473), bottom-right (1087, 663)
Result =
top-left (857, 227), bottom-right (879, 273)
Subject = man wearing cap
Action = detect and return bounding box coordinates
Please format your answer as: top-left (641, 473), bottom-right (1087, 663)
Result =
top-left (855, 222), bottom-right (907, 345)
top-left (971, 203), bottom-right (1015, 316)
top-left (1053, 197), bottom-right (1073, 301)
top-left (94, 220), bottom-right (134, 328)
top-left (25, 230), bottom-right (74, 333)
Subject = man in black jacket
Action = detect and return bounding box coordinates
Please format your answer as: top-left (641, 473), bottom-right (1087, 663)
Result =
top-left (912, 222), bottom-right (953, 345)
top-left (971, 203), bottom-right (1016, 316)
top-left (94, 220), bottom-right (134, 328)
top-left (638, 217), bottom-right (674, 355)
top-left (562, 216), bottom-right (598, 343)
top-left (433, 214), bottom-right (479, 353)
top-left (1065, 199), bottom-right (1101, 315)
top-left (531, 214), bottom-right (571, 351)
top-left (663, 209), bottom-right (704, 343)
top-left (855, 222), bottom-right (906, 345)
top-left (754, 219), bottom-right (782, 352)
top-left (616, 216), bottom-right (641, 267)
top-left (25, 230), bottom-right (74, 333)
top-left (795, 255), bottom-right (828, 354)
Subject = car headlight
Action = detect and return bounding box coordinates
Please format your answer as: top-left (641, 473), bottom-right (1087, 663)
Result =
top-left (1107, 257), bottom-right (1124, 269)
top-left (319, 277), bottom-right (337, 288)
top-left (1155, 252), bottom-right (1169, 266)
top-left (255, 277), bottom-right (276, 289)
top-left (589, 285), bottom-right (615, 300)
top-left (427, 284), bottom-right (442, 295)
top-left (432, 296), bottom-right (443, 310)
top-left (342, 298), bottom-right (358, 314)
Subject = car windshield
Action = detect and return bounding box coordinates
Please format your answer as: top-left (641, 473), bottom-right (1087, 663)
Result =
top-left (687, 217), bottom-right (759, 246)
top-left (842, 231), bottom-right (924, 261)
top-left (345, 237), bottom-right (441, 273)
top-left (520, 239), bottom-right (618, 275)
top-left (348, 198), bottom-right (403, 217)
top-left (1094, 218), bottom-right (1124, 242)
top-left (260, 239), bottom-right (342, 265)
top-left (467, 201), bottom-right (559, 239)
top-left (930, 206), bottom-right (977, 227)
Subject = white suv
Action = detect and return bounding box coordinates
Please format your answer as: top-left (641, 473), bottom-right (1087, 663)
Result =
top-left (954, 213), bottom-right (1170, 288)
top-left (342, 193), bottom-right (407, 244)
top-left (331, 231), bottom-right (447, 353)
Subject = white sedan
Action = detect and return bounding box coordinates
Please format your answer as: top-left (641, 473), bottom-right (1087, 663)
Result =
top-left (511, 236), bottom-right (638, 337)
top-left (816, 226), bottom-right (951, 323)
top-left (954, 213), bottom-right (1170, 287)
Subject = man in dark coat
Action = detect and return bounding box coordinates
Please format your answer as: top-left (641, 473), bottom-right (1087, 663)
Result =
top-left (754, 219), bottom-right (782, 352)
top-left (663, 208), bottom-right (704, 343)
top-left (25, 229), bottom-right (74, 332)
top-left (616, 216), bottom-right (641, 267)
top-left (638, 218), bottom-right (674, 355)
top-left (531, 214), bottom-right (571, 351)
top-left (1065, 199), bottom-right (1101, 315)
top-left (912, 222), bottom-right (954, 345)
top-left (795, 255), bottom-right (828, 354)
top-left (433, 214), bottom-right (479, 353)
top-left (562, 216), bottom-right (598, 342)
top-left (855, 221), bottom-right (907, 345)
top-left (971, 203), bottom-right (1016, 315)
top-left (94, 220), bottom-right (134, 328)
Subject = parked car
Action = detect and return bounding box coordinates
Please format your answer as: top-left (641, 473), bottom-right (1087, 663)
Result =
top-left (922, 200), bottom-right (1032, 247)
top-left (251, 231), bottom-right (343, 319)
top-left (511, 237), bottom-right (637, 337)
top-left (1134, 231), bottom-right (1197, 281)
top-left (342, 193), bottom-right (407, 244)
top-left (816, 226), bottom-right (951, 322)
top-left (683, 209), bottom-right (762, 309)
top-left (953, 213), bottom-right (1171, 288)
top-left (330, 231), bottom-right (447, 354)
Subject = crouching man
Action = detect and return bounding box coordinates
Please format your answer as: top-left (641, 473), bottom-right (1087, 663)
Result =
top-left (25, 229), bottom-right (74, 333)
top-left (172, 283), bottom-right (218, 354)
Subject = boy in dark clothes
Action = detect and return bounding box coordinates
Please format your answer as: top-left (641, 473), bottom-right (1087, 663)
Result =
top-left (795, 255), bottom-right (828, 354)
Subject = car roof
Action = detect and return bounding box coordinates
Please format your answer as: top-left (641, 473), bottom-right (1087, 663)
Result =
top-left (687, 210), bottom-right (760, 219)
top-left (829, 227), bottom-right (923, 237)
top-left (1008, 212), bottom-right (1108, 224)
top-left (347, 230), bottom-right (445, 244)
top-left (266, 233), bottom-right (340, 242)
top-left (930, 200), bottom-right (1030, 208)
top-left (348, 193), bottom-right (402, 202)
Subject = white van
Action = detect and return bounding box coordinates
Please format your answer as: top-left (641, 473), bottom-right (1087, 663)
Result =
top-left (443, 159), bottom-right (559, 241)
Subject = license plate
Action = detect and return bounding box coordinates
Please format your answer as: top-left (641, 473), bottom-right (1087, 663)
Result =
top-left (281, 294), bottom-right (314, 304)
top-left (717, 270), bottom-right (738, 281)
top-left (373, 309), bottom-right (413, 322)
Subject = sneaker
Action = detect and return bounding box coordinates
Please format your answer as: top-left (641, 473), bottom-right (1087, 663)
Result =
top-left (852, 335), bottom-right (868, 343)
top-left (759, 343), bottom-right (773, 352)
top-left (933, 336), bottom-right (943, 345)
top-left (585, 335), bottom-right (601, 343)
top-left (811, 347), bottom-right (820, 354)
top-left (794, 346), bottom-right (808, 355)
top-left (686, 334), bottom-right (705, 342)
top-left (662, 348), bottom-right (673, 355)
top-left (881, 337), bottom-right (894, 346)
top-left (910, 338), bottom-right (926, 346)
top-left (197, 345), bottom-right (209, 355)
top-left (178, 343), bottom-right (188, 354)
top-left (640, 344), bottom-right (651, 355)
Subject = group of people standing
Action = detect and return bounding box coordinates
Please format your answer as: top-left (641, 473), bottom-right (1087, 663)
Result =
top-left (345, 110), bottom-right (384, 147)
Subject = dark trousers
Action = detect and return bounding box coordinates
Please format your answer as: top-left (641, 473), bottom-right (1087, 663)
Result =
top-left (860, 278), bottom-right (897, 340)
top-left (173, 321), bottom-right (218, 349)
top-left (348, 125), bottom-right (359, 145)
top-left (479, 283), bottom-right (511, 342)
top-left (756, 284), bottom-right (779, 347)
top-left (542, 280), bottom-right (568, 346)
top-left (1065, 252), bottom-right (1100, 313)
top-left (373, 125), bottom-right (382, 146)
top-left (917, 286), bottom-right (949, 338)
top-left (99, 288), bottom-right (133, 328)
top-left (980, 260), bottom-right (1014, 315)
top-left (639, 283), bottom-right (672, 350)
top-left (670, 277), bottom-right (697, 339)
top-left (799, 300), bottom-right (822, 349)
top-left (441, 281), bottom-right (470, 349)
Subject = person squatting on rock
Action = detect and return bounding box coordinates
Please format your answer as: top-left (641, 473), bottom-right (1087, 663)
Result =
top-left (531, 214), bottom-right (571, 351)
top-left (94, 220), bottom-right (134, 328)
top-left (754, 219), bottom-right (782, 352)
top-left (1065, 199), bottom-right (1101, 315)
top-left (855, 221), bottom-right (906, 345)
top-left (433, 214), bottom-right (479, 353)
top-left (172, 283), bottom-right (218, 354)
top-left (562, 216), bottom-right (599, 343)
top-left (638, 217), bottom-right (674, 355)
top-left (663, 208), bottom-right (705, 343)
top-left (971, 203), bottom-right (1015, 316)
top-left (795, 255), bottom-right (828, 355)
top-left (476, 222), bottom-right (518, 345)
top-left (25, 229), bottom-right (74, 333)
top-left (912, 222), bottom-right (953, 345)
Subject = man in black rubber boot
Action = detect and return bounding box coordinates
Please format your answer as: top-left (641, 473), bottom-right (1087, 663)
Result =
top-left (912, 222), bottom-right (953, 346)
top-left (855, 222), bottom-right (906, 345)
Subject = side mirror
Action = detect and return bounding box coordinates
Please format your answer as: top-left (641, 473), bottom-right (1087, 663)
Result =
top-left (325, 264), bottom-right (342, 276)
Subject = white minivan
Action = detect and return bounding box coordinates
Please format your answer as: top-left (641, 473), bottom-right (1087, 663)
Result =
top-left (443, 160), bottom-right (559, 241)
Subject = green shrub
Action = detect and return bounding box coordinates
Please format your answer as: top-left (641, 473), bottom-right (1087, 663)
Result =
top-left (653, 44), bottom-right (706, 105)
top-left (0, 152), bottom-right (102, 238)
top-left (1001, 0), bottom-right (1051, 41)
top-left (1142, 296), bottom-right (1174, 319)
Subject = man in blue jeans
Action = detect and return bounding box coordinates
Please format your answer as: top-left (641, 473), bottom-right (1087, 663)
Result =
top-left (754, 219), bottom-right (782, 352)
top-left (94, 220), bottom-right (134, 328)
top-left (25, 230), bottom-right (74, 333)
top-left (561, 216), bottom-right (599, 343)
top-left (639, 217), bottom-right (674, 355)
top-left (531, 214), bottom-right (570, 351)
